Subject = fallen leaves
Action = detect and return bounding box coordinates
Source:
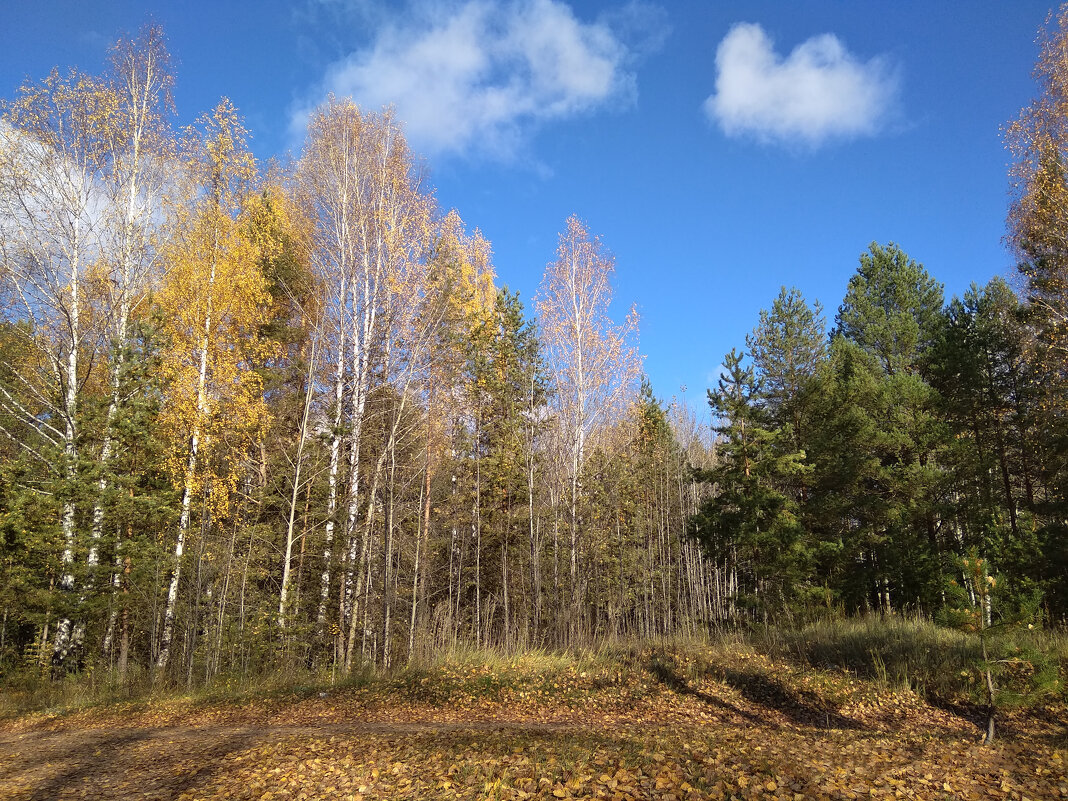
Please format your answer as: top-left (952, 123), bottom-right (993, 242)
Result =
top-left (2, 717), bottom-right (1064, 800)
top-left (1, 644), bottom-right (1065, 799)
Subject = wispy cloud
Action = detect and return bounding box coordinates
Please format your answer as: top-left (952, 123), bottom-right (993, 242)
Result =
top-left (704, 22), bottom-right (899, 147)
top-left (706, 363), bottom-right (729, 389)
top-left (294, 0), bottom-right (650, 159)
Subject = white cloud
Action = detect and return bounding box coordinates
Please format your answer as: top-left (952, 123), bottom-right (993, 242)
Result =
top-left (704, 22), bottom-right (899, 147)
top-left (706, 363), bottom-right (729, 388)
top-left (294, 0), bottom-right (639, 158)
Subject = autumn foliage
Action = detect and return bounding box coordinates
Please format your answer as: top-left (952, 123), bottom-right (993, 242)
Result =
top-left (2, 12), bottom-right (1068, 799)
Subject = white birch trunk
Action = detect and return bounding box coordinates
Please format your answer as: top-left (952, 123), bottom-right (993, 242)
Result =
top-left (157, 229), bottom-right (215, 674)
top-left (317, 303), bottom-right (346, 632)
top-left (279, 338), bottom-right (317, 629)
top-left (52, 219), bottom-right (81, 662)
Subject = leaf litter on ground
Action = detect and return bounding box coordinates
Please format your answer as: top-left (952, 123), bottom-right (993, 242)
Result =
top-left (1, 643), bottom-right (1064, 799)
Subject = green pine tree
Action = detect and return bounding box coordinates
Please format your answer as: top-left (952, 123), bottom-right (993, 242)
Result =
top-left (690, 349), bottom-right (809, 620)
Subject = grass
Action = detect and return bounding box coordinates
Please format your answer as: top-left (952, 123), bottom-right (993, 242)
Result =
top-left (762, 613), bottom-right (1068, 701)
top-left (766, 614), bottom-right (977, 694)
top-left (2, 615), bottom-right (1064, 724)
top-left (5, 618), bottom-right (1066, 800)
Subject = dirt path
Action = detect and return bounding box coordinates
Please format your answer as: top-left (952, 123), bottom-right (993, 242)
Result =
top-left (0, 720), bottom-right (583, 800)
top-left (2, 713), bottom-right (1065, 800)
top-left (2, 659), bottom-right (1064, 801)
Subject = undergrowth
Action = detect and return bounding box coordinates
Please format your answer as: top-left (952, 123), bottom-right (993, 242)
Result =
top-left (2, 615), bottom-right (1063, 723)
top-left (761, 614), bottom-right (1067, 701)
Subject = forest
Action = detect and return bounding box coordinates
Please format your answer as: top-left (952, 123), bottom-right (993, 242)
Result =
top-left (0, 14), bottom-right (1066, 698)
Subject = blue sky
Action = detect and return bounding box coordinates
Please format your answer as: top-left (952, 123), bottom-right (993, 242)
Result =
top-left (0, 1), bottom-right (1053, 414)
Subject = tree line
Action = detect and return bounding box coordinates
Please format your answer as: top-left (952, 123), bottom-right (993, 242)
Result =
top-left (691, 7), bottom-right (1068, 627)
top-left (693, 253), bottom-right (1061, 623)
top-left (3, 10), bottom-right (1068, 687)
top-left (0, 26), bottom-right (717, 684)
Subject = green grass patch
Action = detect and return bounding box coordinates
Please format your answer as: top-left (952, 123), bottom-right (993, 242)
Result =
top-left (763, 613), bottom-right (1067, 702)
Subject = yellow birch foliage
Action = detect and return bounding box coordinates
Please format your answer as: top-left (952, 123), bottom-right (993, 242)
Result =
top-left (156, 101), bottom-right (274, 518)
top-left (1007, 5), bottom-right (1068, 358)
top-left (0, 68), bottom-right (120, 369)
top-left (537, 215), bottom-right (641, 462)
top-left (298, 99), bottom-right (436, 377)
top-left (425, 209), bottom-right (498, 450)
top-left (3, 67), bottom-right (119, 172)
top-left (434, 208), bottom-right (497, 327)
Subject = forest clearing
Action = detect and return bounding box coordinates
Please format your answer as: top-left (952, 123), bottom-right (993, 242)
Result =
top-left (4, 3), bottom-right (1068, 800)
top-left (2, 625), bottom-right (1066, 800)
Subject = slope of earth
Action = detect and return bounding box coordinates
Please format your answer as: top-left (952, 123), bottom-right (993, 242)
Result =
top-left (1, 646), bottom-right (1064, 800)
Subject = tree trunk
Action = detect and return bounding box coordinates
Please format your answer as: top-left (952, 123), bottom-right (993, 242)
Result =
top-left (318, 274), bottom-right (347, 635)
top-left (408, 462), bottom-right (428, 664)
top-left (158, 210), bottom-right (218, 675)
top-left (118, 556), bottom-right (131, 683)
top-left (52, 224), bottom-right (81, 664)
top-left (279, 338), bottom-right (318, 629)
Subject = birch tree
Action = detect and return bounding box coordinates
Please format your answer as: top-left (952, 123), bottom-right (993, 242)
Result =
top-left (154, 100), bottom-right (271, 674)
top-left (418, 210), bottom-right (496, 648)
top-left (0, 68), bottom-right (117, 661)
top-left (536, 216), bottom-right (640, 630)
top-left (297, 99), bottom-right (434, 662)
top-left (87, 25), bottom-right (174, 649)
top-left (1008, 5), bottom-right (1068, 362)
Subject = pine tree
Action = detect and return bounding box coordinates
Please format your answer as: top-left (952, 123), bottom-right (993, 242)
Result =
top-left (835, 243), bottom-right (944, 378)
top-left (810, 244), bottom-right (948, 612)
top-left (931, 279), bottom-right (1043, 592)
top-left (690, 349), bottom-right (808, 619)
top-left (747, 286), bottom-right (827, 449)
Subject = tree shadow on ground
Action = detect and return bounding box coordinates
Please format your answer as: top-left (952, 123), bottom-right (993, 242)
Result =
top-left (3, 722), bottom-right (646, 800)
top-left (4, 725), bottom-right (264, 801)
top-left (926, 694), bottom-right (983, 731)
top-left (703, 665), bottom-right (864, 731)
top-left (927, 695), bottom-right (1068, 746)
top-left (644, 658), bottom-right (764, 727)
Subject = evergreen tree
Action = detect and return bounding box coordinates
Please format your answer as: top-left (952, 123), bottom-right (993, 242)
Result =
top-left (931, 280), bottom-right (1042, 589)
top-left (811, 244), bottom-right (948, 612)
top-left (690, 349), bottom-right (808, 619)
top-left (835, 243), bottom-right (944, 377)
top-left (746, 286), bottom-right (827, 449)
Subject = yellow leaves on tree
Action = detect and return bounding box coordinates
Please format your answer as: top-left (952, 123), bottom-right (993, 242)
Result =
top-left (434, 208), bottom-right (497, 330)
top-left (156, 100), bottom-right (273, 520)
top-left (0, 66), bottom-right (120, 374)
top-left (536, 215), bottom-right (641, 598)
top-left (425, 209), bottom-right (499, 440)
top-left (537, 216), bottom-right (641, 455)
top-left (1007, 4), bottom-right (1068, 359)
top-left (4, 67), bottom-right (120, 170)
